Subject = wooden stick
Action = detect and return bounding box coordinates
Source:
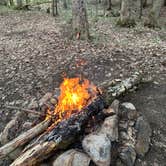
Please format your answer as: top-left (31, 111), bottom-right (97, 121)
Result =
top-left (5, 106), bottom-right (45, 117)
top-left (0, 119), bottom-right (51, 159)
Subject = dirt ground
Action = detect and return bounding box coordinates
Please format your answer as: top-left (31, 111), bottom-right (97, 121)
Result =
top-left (0, 9), bottom-right (165, 166)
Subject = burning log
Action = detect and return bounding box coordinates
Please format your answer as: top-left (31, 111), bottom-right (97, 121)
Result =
top-left (10, 97), bottom-right (105, 166)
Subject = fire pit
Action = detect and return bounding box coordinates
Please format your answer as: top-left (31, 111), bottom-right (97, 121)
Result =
top-left (0, 72), bottom-right (152, 166)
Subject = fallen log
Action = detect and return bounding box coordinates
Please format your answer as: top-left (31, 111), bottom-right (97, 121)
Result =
top-left (0, 119), bottom-right (51, 159)
top-left (103, 71), bottom-right (142, 105)
top-left (10, 71), bottom-right (142, 166)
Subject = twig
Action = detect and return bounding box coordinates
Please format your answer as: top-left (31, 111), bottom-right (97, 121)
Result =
top-left (5, 106), bottom-right (45, 117)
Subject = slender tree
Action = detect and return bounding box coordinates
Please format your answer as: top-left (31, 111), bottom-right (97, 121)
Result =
top-left (9, 0), bottom-right (14, 6)
top-left (143, 0), bottom-right (147, 8)
top-left (107, 0), bottom-right (112, 10)
top-left (63, 0), bottom-right (67, 9)
top-left (72, 0), bottom-right (90, 39)
top-left (52, 0), bottom-right (58, 16)
top-left (117, 0), bottom-right (136, 27)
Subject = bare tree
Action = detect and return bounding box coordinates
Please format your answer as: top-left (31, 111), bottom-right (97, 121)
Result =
top-left (52, 0), bottom-right (58, 16)
top-left (72, 0), bottom-right (90, 40)
top-left (144, 0), bottom-right (164, 28)
top-left (117, 0), bottom-right (136, 27)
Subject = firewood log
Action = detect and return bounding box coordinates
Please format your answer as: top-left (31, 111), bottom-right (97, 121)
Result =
top-left (0, 119), bottom-right (51, 159)
top-left (10, 71), bottom-right (142, 166)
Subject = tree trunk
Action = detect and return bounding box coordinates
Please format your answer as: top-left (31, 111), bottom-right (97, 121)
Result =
top-left (16, 0), bottom-right (22, 8)
top-left (72, 0), bottom-right (90, 40)
top-left (117, 0), bottom-right (136, 27)
top-left (63, 0), bottom-right (67, 9)
top-left (144, 0), bottom-right (164, 28)
top-left (107, 0), bottom-right (112, 10)
top-left (143, 0), bottom-right (147, 7)
top-left (52, 0), bottom-right (58, 16)
top-left (9, 0), bottom-right (14, 6)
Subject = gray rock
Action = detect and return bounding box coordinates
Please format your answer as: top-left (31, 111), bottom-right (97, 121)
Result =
top-left (82, 133), bottom-right (111, 166)
top-left (119, 146), bottom-right (136, 166)
top-left (116, 158), bottom-right (126, 166)
top-left (100, 115), bottom-right (118, 141)
top-left (120, 102), bottom-right (138, 120)
top-left (102, 99), bottom-right (119, 117)
top-left (110, 99), bottom-right (120, 115)
top-left (135, 116), bottom-right (152, 157)
top-left (120, 131), bottom-right (130, 141)
top-left (119, 120), bottom-right (128, 131)
top-left (52, 149), bottom-right (90, 166)
top-left (121, 102), bottom-right (136, 111)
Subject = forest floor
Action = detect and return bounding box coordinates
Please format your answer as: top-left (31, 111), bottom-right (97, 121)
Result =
top-left (0, 8), bottom-right (166, 166)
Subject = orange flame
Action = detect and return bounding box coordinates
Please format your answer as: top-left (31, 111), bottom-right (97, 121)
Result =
top-left (47, 77), bottom-right (99, 124)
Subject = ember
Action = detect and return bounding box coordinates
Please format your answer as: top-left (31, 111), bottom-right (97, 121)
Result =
top-left (46, 77), bottom-right (99, 123)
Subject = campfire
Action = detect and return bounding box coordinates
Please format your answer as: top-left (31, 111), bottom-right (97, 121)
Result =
top-left (0, 72), bottom-right (152, 166)
top-left (46, 77), bottom-right (100, 125)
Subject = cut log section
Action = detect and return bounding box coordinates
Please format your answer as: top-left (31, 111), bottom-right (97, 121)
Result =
top-left (10, 71), bottom-right (142, 166)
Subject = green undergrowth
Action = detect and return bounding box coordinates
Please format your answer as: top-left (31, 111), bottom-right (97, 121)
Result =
top-left (0, 5), bottom-right (13, 13)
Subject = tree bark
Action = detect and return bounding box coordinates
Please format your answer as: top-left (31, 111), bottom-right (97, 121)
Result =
top-left (10, 72), bottom-right (142, 166)
top-left (117, 0), bottom-right (136, 27)
top-left (72, 0), bottom-right (90, 40)
top-left (144, 0), bottom-right (164, 28)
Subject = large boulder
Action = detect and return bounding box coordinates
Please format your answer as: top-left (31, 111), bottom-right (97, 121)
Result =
top-left (82, 133), bottom-right (111, 166)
